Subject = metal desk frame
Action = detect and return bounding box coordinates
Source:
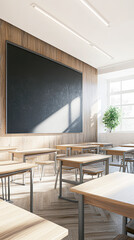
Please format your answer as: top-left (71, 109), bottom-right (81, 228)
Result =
top-left (59, 157), bottom-right (110, 202)
top-left (1, 167), bottom-right (33, 212)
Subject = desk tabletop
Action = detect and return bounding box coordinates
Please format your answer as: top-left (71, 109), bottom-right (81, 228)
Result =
top-left (0, 160), bottom-right (20, 165)
top-left (0, 200), bottom-right (68, 240)
top-left (9, 148), bottom-right (58, 155)
top-left (56, 142), bottom-right (112, 149)
top-left (104, 147), bottom-right (134, 153)
top-left (71, 172), bottom-right (134, 218)
top-left (71, 145), bottom-right (98, 150)
top-left (81, 142), bottom-right (113, 147)
top-left (57, 153), bottom-right (111, 164)
top-left (0, 163), bottom-right (35, 175)
top-left (120, 144), bottom-right (134, 148)
top-left (0, 147), bottom-right (17, 151)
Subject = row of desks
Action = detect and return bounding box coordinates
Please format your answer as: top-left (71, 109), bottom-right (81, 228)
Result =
top-left (1, 142), bottom-right (134, 240)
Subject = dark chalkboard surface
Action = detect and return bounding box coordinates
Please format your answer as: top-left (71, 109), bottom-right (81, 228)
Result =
top-left (6, 41), bottom-right (83, 134)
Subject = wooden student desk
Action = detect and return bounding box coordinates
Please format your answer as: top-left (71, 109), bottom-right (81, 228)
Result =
top-left (9, 148), bottom-right (58, 183)
top-left (0, 200), bottom-right (68, 240)
top-left (56, 144), bottom-right (99, 155)
top-left (103, 147), bottom-right (134, 172)
top-left (57, 153), bottom-right (111, 202)
top-left (71, 172), bottom-right (134, 240)
top-left (0, 163), bottom-right (35, 212)
top-left (120, 144), bottom-right (134, 148)
top-left (81, 142), bottom-right (113, 148)
top-left (0, 146), bottom-right (17, 151)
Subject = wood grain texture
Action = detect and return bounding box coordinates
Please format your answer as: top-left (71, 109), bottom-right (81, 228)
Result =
top-left (0, 200), bottom-right (68, 240)
top-left (0, 163), bottom-right (35, 175)
top-left (104, 147), bottom-right (134, 156)
top-left (57, 153), bottom-right (110, 168)
top-left (71, 172), bottom-right (134, 219)
top-left (0, 19), bottom-right (97, 160)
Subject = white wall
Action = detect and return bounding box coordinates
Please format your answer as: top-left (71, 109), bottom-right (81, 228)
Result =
top-left (97, 64), bottom-right (134, 146)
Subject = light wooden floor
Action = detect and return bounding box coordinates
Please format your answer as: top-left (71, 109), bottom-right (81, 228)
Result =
top-left (0, 160), bottom-right (132, 240)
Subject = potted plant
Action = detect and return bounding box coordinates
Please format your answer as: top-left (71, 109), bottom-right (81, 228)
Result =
top-left (102, 106), bottom-right (121, 133)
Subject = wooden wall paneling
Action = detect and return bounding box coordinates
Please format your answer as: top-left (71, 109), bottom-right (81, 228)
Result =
top-left (0, 19), bottom-right (97, 161)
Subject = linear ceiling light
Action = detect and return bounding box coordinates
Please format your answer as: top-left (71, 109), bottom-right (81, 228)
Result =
top-left (32, 3), bottom-right (113, 59)
top-left (31, 3), bottom-right (91, 45)
top-left (80, 0), bottom-right (109, 27)
top-left (93, 45), bottom-right (113, 59)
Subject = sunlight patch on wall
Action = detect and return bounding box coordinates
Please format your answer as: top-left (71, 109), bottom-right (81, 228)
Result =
top-left (32, 104), bottom-right (69, 133)
top-left (71, 97), bottom-right (80, 123)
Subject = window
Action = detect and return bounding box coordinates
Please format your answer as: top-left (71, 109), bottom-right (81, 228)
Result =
top-left (109, 78), bottom-right (134, 131)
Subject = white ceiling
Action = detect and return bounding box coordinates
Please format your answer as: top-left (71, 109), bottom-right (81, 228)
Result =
top-left (0, 0), bottom-right (134, 69)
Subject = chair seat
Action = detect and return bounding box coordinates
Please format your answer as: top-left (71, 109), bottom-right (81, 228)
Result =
top-left (113, 234), bottom-right (134, 240)
top-left (36, 160), bottom-right (54, 165)
top-left (126, 219), bottom-right (134, 234)
top-left (62, 166), bottom-right (76, 170)
top-left (121, 158), bottom-right (134, 163)
top-left (56, 154), bottom-right (66, 158)
top-left (83, 168), bottom-right (103, 176)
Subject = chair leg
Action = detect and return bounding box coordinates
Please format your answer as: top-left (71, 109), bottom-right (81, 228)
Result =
top-left (1, 178), bottom-right (4, 200)
top-left (40, 165), bottom-right (44, 181)
top-left (54, 168), bottom-right (60, 189)
top-left (75, 169), bottom-right (78, 182)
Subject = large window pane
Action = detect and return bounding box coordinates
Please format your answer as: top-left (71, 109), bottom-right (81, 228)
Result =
top-left (122, 92), bottom-right (134, 104)
top-left (110, 94), bottom-right (120, 105)
top-left (122, 105), bottom-right (134, 118)
top-left (122, 79), bottom-right (134, 91)
top-left (122, 119), bottom-right (134, 131)
top-left (110, 81), bottom-right (120, 93)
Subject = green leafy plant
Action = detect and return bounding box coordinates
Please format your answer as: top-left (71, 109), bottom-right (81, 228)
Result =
top-left (102, 106), bottom-right (121, 132)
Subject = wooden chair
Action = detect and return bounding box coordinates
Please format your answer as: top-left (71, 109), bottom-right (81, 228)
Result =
top-left (120, 158), bottom-right (134, 172)
top-left (126, 219), bottom-right (134, 234)
top-left (113, 234), bottom-right (134, 240)
top-left (35, 160), bottom-right (54, 181)
top-left (36, 153), bottom-right (67, 181)
top-left (83, 167), bottom-right (103, 178)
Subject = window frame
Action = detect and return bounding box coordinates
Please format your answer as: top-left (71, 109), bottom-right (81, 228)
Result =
top-left (108, 78), bottom-right (134, 132)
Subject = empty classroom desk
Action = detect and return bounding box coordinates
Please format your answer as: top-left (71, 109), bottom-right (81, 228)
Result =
top-left (104, 147), bottom-right (134, 172)
top-left (9, 148), bottom-right (59, 183)
top-left (81, 142), bottom-right (113, 148)
top-left (56, 144), bottom-right (99, 155)
top-left (57, 153), bottom-right (111, 201)
top-left (0, 200), bottom-right (68, 240)
top-left (0, 163), bottom-right (35, 212)
top-left (71, 172), bottom-right (134, 240)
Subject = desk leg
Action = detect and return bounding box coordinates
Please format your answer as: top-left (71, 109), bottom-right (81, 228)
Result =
top-left (105, 158), bottom-right (109, 175)
top-left (11, 153), bottom-right (14, 182)
top-left (122, 216), bottom-right (127, 234)
top-left (30, 169), bottom-right (33, 213)
top-left (80, 164), bottom-right (83, 183)
top-left (4, 178), bottom-right (7, 201)
top-left (8, 176), bottom-right (10, 202)
top-left (1, 178), bottom-right (4, 199)
top-left (78, 195), bottom-right (84, 240)
top-left (23, 156), bottom-right (26, 185)
top-left (66, 148), bottom-right (69, 156)
top-left (123, 153), bottom-right (126, 172)
top-left (59, 161), bottom-right (63, 198)
top-left (97, 146), bottom-right (99, 154)
top-left (54, 152), bottom-right (57, 175)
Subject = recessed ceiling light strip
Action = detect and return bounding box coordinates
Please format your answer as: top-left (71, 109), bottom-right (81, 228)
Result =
top-left (93, 46), bottom-right (113, 59)
top-left (32, 4), bottom-right (91, 45)
top-left (32, 3), bottom-right (113, 59)
top-left (80, 0), bottom-right (109, 27)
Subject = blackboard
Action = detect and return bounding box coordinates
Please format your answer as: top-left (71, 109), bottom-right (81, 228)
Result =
top-left (6, 42), bottom-right (83, 134)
